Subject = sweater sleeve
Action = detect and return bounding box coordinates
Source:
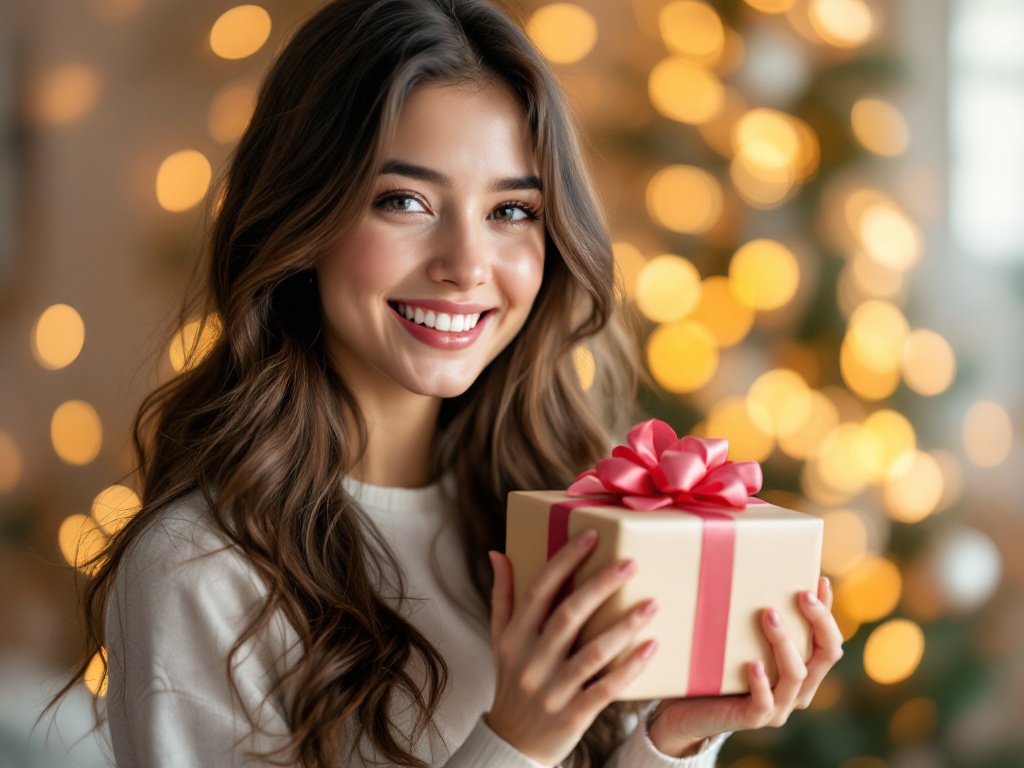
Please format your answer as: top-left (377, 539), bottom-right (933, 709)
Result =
top-left (604, 702), bottom-right (730, 768)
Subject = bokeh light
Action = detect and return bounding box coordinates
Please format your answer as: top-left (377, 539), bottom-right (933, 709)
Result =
top-left (820, 508), bottom-right (869, 577)
top-left (808, 0), bottom-right (875, 48)
top-left (730, 154), bottom-right (795, 209)
top-left (659, 2), bottom-right (725, 63)
top-left (706, 396), bottom-right (774, 462)
top-left (528, 4), bottom-right (598, 64)
top-left (851, 98), bottom-right (909, 157)
top-left (613, 242), bottom-right (647, 302)
top-left (963, 400), bottom-right (1013, 468)
top-left (156, 150), bottom-right (212, 213)
top-left (890, 697), bottom-right (938, 745)
top-left (744, 0), bottom-right (797, 13)
top-left (646, 320), bottom-right (719, 393)
top-left (31, 64), bottom-right (101, 125)
top-left (169, 315), bottom-right (222, 374)
top-left (32, 304), bottom-right (86, 370)
top-left (58, 513), bottom-right (108, 575)
top-left (728, 239), bottom-right (800, 310)
top-left (689, 276), bottom-right (754, 347)
top-left (635, 255), bottom-right (703, 323)
top-left (210, 5), bottom-right (272, 60)
top-left (747, 368), bottom-right (808, 437)
top-left (901, 329), bottom-right (956, 396)
top-left (836, 555), bottom-right (902, 623)
top-left (0, 431), bottom-right (23, 494)
top-left (863, 619), bottom-right (925, 685)
top-left (698, 87), bottom-right (747, 158)
top-left (858, 202), bottom-right (923, 272)
top-left (84, 649), bottom-right (108, 697)
top-left (51, 400), bottom-right (103, 466)
top-left (209, 79), bottom-right (258, 144)
top-left (860, 409), bottom-right (916, 484)
top-left (884, 450), bottom-right (944, 523)
top-left (777, 389), bottom-right (839, 459)
top-left (846, 300), bottom-right (909, 373)
top-left (91, 485), bottom-right (142, 536)
top-left (645, 165), bottom-right (724, 234)
top-left (648, 57), bottom-right (725, 125)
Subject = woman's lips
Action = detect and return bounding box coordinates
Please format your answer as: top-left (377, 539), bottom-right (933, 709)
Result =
top-left (387, 302), bottom-right (493, 350)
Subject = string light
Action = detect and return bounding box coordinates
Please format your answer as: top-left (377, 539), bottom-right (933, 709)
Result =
top-left (156, 150), bottom-right (212, 212)
top-left (528, 4), bottom-right (598, 64)
top-left (648, 57), bottom-right (725, 125)
top-left (808, 0), bottom-right (875, 49)
top-left (32, 304), bottom-right (85, 370)
top-left (863, 619), bottom-right (925, 685)
top-left (646, 320), bottom-right (719, 393)
top-left (645, 165), bottom-right (724, 234)
top-left (728, 239), bottom-right (800, 310)
top-left (51, 401), bottom-right (103, 466)
top-left (210, 5), bottom-right (272, 60)
top-left (635, 255), bottom-right (703, 323)
top-left (901, 329), bottom-right (956, 396)
top-left (851, 98), bottom-right (909, 157)
top-left (659, 2), bottom-right (725, 64)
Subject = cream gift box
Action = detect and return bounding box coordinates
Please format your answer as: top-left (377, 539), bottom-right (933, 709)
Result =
top-left (504, 419), bottom-right (824, 701)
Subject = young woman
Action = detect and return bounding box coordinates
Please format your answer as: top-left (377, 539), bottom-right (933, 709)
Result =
top-left (59, 0), bottom-right (844, 766)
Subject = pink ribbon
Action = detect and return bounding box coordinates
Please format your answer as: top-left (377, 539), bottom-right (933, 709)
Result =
top-left (546, 419), bottom-right (763, 697)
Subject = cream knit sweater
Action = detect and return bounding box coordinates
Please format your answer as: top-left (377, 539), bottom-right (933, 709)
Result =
top-left (105, 473), bottom-right (728, 767)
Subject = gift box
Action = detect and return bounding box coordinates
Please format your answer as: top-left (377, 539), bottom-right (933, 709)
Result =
top-left (505, 419), bottom-right (823, 701)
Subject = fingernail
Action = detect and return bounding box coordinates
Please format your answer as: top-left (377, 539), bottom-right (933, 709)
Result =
top-left (752, 660), bottom-right (765, 678)
top-left (487, 551), bottom-right (497, 569)
top-left (767, 608), bottom-right (781, 627)
top-left (803, 590), bottom-right (819, 606)
top-left (640, 639), bottom-right (658, 659)
top-left (822, 576), bottom-right (832, 594)
top-left (578, 529), bottom-right (598, 547)
top-left (636, 598), bottom-right (659, 618)
top-left (618, 559), bottom-right (636, 575)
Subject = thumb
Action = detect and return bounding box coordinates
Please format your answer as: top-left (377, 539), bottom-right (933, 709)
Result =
top-left (488, 551), bottom-right (513, 643)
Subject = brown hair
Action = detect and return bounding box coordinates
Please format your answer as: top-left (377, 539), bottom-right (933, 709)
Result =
top-left (54, 0), bottom-right (651, 765)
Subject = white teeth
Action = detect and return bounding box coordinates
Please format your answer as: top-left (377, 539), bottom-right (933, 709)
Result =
top-left (395, 302), bottom-right (482, 333)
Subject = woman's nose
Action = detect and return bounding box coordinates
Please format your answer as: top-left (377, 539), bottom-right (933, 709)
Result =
top-left (425, 214), bottom-right (492, 290)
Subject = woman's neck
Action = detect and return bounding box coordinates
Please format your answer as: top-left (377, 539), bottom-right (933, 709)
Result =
top-left (345, 394), bottom-right (442, 489)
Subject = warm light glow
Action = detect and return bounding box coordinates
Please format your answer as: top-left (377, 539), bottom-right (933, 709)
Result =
top-left (836, 555), bottom-right (902, 623)
top-left (744, 0), bottom-right (797, 12)
top-left (715, 27), bottom-right (746, 77)
top-left (840, 339), bottom-right (900, 401)
top-left (963, 401), bottom-right (1013, 468)
top-left (730, 155), bottom-right (795, 209)
top-left (790, 114), bottom-right (821, 180)
top-left (777, 390), bottom-right (839, 459)
top-left (931, 450), bottom-right (963, 513)
top-left (210, 5), bottom-right (272, 60)
top-left (635, 255), bottom-right (703, 323)
top-left (84, 649), bottom-right (108, 698)
top-left (32, 64), bottom-right (101, 125)
top-left (528, 4), bottom-right (598, 64)
top-left (209, 79), bottom-right (258, 144)
top-left (845, 300), bottom-right (909, 373)
top-left (92, 0), bottom-right (146, 22)
top-left (850, 252), bottom-right (903, 299)
top-left (156, 150), bottom-right (212, 213)
top-left (734, 108), bottom-right (801, 173)
top-left (645, 165), bottom-right (724, 234)
top-left (0, 431), bottom-right (22, 494)
top-left (728, 239), bottom-right (800, 310)
top-left (884, 451), bottom-right (944, 524)
top-left (91, 485), bottom-right (142, 536)
top-left (32, 304), bottom-right (85, 370)
top-left (852, 98), bottom-right (909, 157)
top-left (706, 396), bottom-right (775, 462)
top-left (746, 369), bottom-right (808, 437)
top-left (863, 619), bottom-right (925, 685)
top-left (860, 409), bottom-right (916, 484)
top-left (809, 0), bottom-right (875, 48)
top-left (51, 401), bottom-right (103, 466)
top-left (820, 509), bottom-right (868, 577)
top-left (646, 320), bottom-right (719, 393)
top-left (858, 202), bottom-right (923, 272)
top-left (613, 242), bottom-right (647, 302)
top-left (169, 315), bottom-right (222, 373)
top-left (648, 57), bottom-right (725, 125)
top-left (890, 697), bottom-right (938, 745)
top-left (698, 87), bottom-right (747, 158)
top-left (659, 2), bottom-right (725, 63)
top-left (813, 423), bottom-right (875, 496)
top-left (901, 329), bottom-right (956, 396)
top-left (689, 276), bottom-right (754, 347)
top-left (58, 514), bottom-right (108, 575)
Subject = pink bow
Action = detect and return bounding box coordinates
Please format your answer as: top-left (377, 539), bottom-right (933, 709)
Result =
top-left (566, 419), bottom-right (763, 511)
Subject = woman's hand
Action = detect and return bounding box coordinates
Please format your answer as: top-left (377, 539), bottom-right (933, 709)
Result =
top-left (646, 576), bottom-right (844, 757)
top-left (485, 530), bottom-right (660, 767)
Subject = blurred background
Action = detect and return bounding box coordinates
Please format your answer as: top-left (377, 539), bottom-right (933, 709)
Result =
top-left (1, 0), bottom-right (1022, 766)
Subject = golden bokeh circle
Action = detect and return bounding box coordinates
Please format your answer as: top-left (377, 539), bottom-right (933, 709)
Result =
top-left (51, 400), bottom-right (103, 466)
top-left (645, 165), bottom-right (724, 234)
top-left (156, 150), bottom-right (212, 213)
top-left (863, 619), bottom-right (925, 685)
top-left (32, 304), bottom-right (85, 370)
top-left (635, 255), bottom-right (703, 323)
top-left (648, 57), bottom-right (726, 125)
top-left (210, 5), bottom-right (272, 60)
top-left (528, 3), bottom-right (598, 64)
top-left (646, 320), bottom-right (719, 393)
top-left (728, 239), bottom-right (800, 310)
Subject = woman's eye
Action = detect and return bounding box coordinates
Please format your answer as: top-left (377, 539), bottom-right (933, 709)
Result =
top-left (381, 195), bottom-right (426, 213)
top-left (492, 205), bottom-right (530, 222)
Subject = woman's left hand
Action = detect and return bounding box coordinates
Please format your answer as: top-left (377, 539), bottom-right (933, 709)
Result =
top-left (646, 576), bottom-right (844, 758)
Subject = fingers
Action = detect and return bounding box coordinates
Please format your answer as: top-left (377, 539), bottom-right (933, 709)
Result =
top-left (760, 608), bottom-right (807, 725)
top-left (505, 529), bottom-right (599, 644)
top-left (573, 637), bottom-right (658, 720)
top-left (741, 660), bottom-right (775, 726)
top-left (489, 551), bottom-right (513, 644)
top-left (545, 597), bottom-right (660, 711)
top-left (793, 584), bottom-right (844, 710)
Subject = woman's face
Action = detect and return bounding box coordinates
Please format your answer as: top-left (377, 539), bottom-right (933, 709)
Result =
top-left (316, 81), bottom-right (545, 401)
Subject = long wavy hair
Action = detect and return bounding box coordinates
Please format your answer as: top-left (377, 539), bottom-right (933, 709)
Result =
top-left (53, 0), bottom-right (653, 765)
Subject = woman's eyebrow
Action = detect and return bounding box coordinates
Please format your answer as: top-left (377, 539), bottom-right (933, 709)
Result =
top-left (378, 159), bottom-right (542, 193)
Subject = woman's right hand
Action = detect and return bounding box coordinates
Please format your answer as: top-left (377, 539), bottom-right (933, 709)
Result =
top-left (485, 529), bottom-right (661, 767)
